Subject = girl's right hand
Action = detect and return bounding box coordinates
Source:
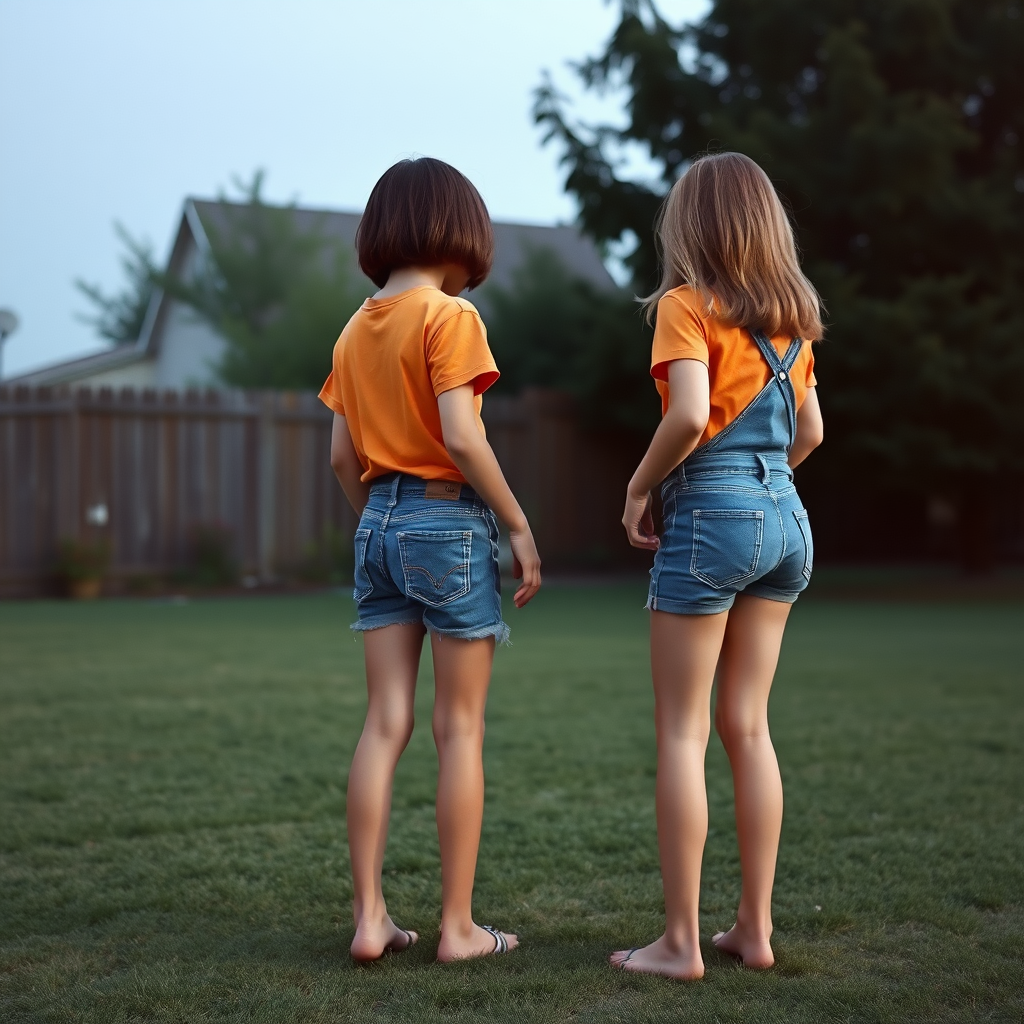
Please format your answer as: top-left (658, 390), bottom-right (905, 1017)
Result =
top-left (623, 491), bottom-right (660, 551)
top-left (509, 526), bottom-right (541, 608)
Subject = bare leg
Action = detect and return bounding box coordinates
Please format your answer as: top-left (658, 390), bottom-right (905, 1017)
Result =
top-left (431, 633), bottom-right (518, 961)
top-left (611, 609), bottom-right (729, 980)
top-left (712, 594), bottom-right (791, 969)
top-left (348, 622), bottom-right (425, 961)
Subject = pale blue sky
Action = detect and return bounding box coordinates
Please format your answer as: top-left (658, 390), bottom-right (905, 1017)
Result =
top-left (0, 0), bottom-right (707, 378)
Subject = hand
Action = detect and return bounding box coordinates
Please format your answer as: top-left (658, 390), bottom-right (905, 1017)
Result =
top-left (508, 526), bottom-right (541, 608)
top-left (623, 491), bottom-right (660, 551)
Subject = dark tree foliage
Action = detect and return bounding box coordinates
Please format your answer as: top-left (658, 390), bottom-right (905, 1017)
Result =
top-left (76, 224), bottom-right (158, 345)
top-left (536, 0), bottom-right (1024, 568)
top-left (482, 245), bottom-right (657, 432)
top-left (159, 173), bottom-right (368, 390)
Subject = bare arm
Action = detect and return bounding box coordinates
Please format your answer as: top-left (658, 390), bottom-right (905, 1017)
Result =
top-left (788, 387), bottom-right (824, 468)
top-left (329, 413), bottom-right (370, 515)
top-left (437, 384), bottom-right (541, 608)
top-left (623, 359), bottom-right (710, 550)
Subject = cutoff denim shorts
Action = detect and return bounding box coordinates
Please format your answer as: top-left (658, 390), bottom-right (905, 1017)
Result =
top-left (351, 473), bottom-right (509, 642)
top-left (648, 455), bottom-right (814, 615)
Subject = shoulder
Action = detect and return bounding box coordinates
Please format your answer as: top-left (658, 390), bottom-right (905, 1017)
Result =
top-left (658, 285), bottom-right (705, 315)
top-left (334, 303), bottom-right (368, 349)
top-left (427, 292), bottom-right (483, 326)
top-left (423, 293), bottom-right (486, 341)
top-left (656, 286), bottom-right (713, 333)
top-left (655, 285), bottom-right (711, 338)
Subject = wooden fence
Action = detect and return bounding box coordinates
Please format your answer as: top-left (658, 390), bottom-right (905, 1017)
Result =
top-left (0, 386), bottom-right (646, 597)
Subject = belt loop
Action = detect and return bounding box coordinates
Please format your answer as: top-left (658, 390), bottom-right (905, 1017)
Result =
top-left (677, 463), bottom-right (687, 488)
top-left (756, 454), bottom-right (771, 486)
top-left (381, 473), bottom-right (401, 530)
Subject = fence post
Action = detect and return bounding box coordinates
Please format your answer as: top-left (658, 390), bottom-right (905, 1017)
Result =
top-left (257, 392), bottom-right (276, 582)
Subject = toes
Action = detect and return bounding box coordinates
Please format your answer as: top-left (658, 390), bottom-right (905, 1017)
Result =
top-left (609, 949), bottom-right (636, 970)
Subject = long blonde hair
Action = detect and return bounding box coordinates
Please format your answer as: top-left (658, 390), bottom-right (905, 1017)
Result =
top-left (644, 152), bottom-right (824, 340)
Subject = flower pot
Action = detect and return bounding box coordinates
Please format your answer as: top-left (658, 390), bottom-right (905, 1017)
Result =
top-left (69, 578), bottom-right (102, 601)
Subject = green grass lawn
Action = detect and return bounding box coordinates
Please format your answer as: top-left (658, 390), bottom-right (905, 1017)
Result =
top-left (1, 585), bottom-right (1022, 1023)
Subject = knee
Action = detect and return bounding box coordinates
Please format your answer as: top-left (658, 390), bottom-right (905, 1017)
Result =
top-left (432, 709), bottom-right (485, 749)
top-left (714, 704), bottom-right (768, 751)
top-left (656, 709), bottom-right (711, 747)
top-left (365, 706), bottom-right (415, 749)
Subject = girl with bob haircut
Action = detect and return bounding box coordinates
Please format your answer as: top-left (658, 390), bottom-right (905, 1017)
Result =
top-left (612, 152), bottom-right (825, 979)
top-left (320, 157), bottom-right (541, 963)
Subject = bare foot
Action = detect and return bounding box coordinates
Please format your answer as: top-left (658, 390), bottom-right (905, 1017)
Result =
top-left (609, 934), bottom-right (704, 981)
top-left (437, 923), bottom-right (518, 962)
top-left (712, 924), bottom-right (774, 969)
top-left (350, 912), bottom-right (418, 962)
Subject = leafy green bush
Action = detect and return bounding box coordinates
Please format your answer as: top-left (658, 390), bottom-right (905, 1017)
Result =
top-left (481, 245), bottom-right (659, 433)
top-left (54, 538), bottom-right (110, 583)
top-left (159, 172), bottom-right (369, 391)
top-left (296, 526), bottom-right (353, 585)
top-left (185, 523), bottom-right (238, 588)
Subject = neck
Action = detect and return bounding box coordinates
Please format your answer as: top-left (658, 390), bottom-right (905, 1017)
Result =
top-left (375, 266), bottom-right (446, 299)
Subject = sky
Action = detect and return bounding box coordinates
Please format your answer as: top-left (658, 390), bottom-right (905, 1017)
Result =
top-left (0, 0), bottom-right (708, 380)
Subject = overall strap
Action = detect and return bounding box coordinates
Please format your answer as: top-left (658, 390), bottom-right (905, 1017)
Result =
top-left (750, 330), bottom-right (800, 448)
top-left (781, 337), bottom-right (803, 371)
top-left (750, 330), bottom-right (803, 374)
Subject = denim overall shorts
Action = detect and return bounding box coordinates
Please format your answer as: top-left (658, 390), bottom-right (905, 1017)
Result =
top-left (648, 330), bottom-right (814, 615)
top-left (351, 473), bottom-right (510, 643)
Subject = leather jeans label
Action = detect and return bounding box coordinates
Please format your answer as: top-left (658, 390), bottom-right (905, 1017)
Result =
top-left (424, 481), bottom-right (463, 500)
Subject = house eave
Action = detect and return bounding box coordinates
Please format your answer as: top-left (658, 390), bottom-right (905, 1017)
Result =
top-left (2, 344), bottom-right (151, 388)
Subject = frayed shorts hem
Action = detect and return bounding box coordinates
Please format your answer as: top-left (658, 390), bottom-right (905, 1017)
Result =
top-left (351, 614), bottom-right (510, 644)
top-left (646, 588), bottom-right (802, 615)
top-left (742, 583), bottom-right (803, 604)
top-left (350, 614), bottom-right (424, 633)
top-left (428, 621), bottom-right (511, 644)
top-left (646, 595), bottom-right (734, 615)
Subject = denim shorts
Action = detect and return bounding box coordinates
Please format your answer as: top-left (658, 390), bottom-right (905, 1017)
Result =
top-left (648, 455), bottom-right (813, 615)
top-left (351, 473), bottom-right (509, 642)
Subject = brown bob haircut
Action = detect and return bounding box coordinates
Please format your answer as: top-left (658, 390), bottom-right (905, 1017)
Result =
top-left (356, 157), bottom-right (494, 290)
top-left (644, 152), bottom-right (824, 341)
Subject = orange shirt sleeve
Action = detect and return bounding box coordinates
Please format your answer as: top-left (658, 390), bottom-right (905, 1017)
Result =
top-left (426, 309), bottom-right (500, 397)
top-left (651, 291), bottom-right (710, 381)
top-left (318, 367), bottom-right (345, 415)
top-left (806, 345), bottom-right (817, 387)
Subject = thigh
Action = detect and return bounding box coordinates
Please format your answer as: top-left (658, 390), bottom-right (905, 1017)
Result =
top-left (430, 633), bottom-right (495, 734)
top-left (714, 594), bottom-right (791, 734)
top-left (650, 610), bottom-right (730, 740)
top-left (362, 621), bottom-right (427, 730)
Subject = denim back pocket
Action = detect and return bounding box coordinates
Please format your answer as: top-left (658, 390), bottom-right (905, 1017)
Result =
top-left (690, 509), bottom-right (764, 589)
top-left (398, 530), bottom-right (472, 607)
top-left (352, 528), bottom-right (374, 602)
top-left (793, 509), bottom-right (813, 581)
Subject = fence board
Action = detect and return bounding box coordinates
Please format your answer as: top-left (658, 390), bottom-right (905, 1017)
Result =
top-left (0, 385), bottom-right (645, 596)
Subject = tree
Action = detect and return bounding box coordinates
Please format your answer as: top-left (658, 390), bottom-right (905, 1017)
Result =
top-left (159, 172), bottom-right (368, 390)
top-left (482, 244), bottom-right (657, 433)
top-left (536, 0), bottom-right (1024, 569)
top-left (76, 224), bottom-right (158, 345)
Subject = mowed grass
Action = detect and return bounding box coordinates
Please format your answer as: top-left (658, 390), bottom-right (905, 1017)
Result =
top-left (1, 586), bottom-right (1022, 1024)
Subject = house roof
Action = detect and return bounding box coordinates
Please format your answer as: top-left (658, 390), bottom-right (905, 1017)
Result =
top-left (187, 199), bottom-right (616, 297)
top-left (4, 342), bottom-right (150, 387)
top-left (6, 198), bottom-right (615, 386)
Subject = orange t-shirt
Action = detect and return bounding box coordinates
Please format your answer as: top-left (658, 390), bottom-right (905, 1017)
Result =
top-left (318, 287), bottom-right (499, 483)
top-left (652, 285), bottom-right (816, 448)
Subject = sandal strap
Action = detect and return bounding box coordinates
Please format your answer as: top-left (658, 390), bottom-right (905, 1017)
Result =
top-left (481, 924), bottom-right (508, 954)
